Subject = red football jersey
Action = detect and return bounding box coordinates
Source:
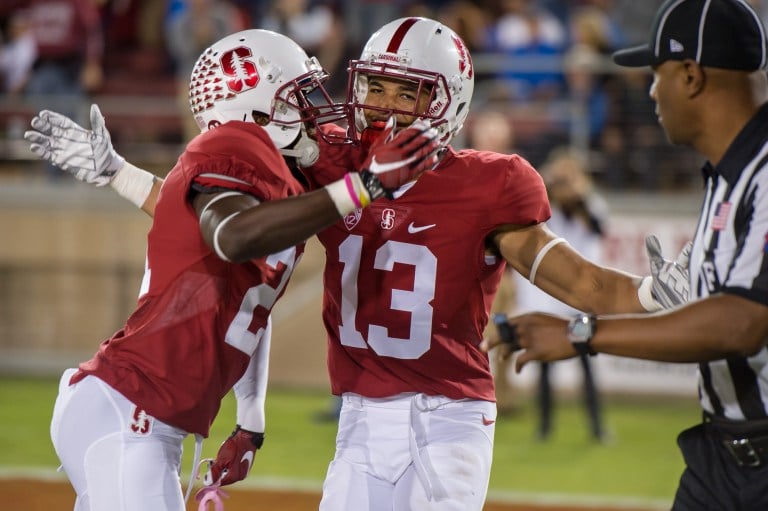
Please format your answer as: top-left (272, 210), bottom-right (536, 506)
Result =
top-left (72, 122), bottom-right (306, 436)
top-left (310, 145), bottom-right (550, 401)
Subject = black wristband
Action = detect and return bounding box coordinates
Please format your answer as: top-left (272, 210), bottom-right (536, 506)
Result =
top-left (235, 425), bottom-right (265, 449)
top-left (493, 313), bottom-right (520, 351)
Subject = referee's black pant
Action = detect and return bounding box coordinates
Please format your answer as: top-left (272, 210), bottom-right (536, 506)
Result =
top-left (673, 421), bottom-right (768, 510)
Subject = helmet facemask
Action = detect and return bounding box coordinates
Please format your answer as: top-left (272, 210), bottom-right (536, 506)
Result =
top-left (347, 61), bottom-right (451, 146)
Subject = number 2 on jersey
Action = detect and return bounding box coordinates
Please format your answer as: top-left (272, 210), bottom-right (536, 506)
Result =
top-left (338, 235), bottom-right (436, 359)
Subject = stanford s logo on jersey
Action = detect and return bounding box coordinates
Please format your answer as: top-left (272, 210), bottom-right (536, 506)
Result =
top-left (381, 208), bottom-right (396, 230)
top-left (221, 47), bottom-right (260, 93)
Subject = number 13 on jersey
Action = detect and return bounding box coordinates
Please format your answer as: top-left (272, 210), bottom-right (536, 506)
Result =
top-left (338, 234), bottom-right (437, 359)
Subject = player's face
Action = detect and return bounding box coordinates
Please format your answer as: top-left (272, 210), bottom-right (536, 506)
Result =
top-left (362, 75), bottom-right (432, 127)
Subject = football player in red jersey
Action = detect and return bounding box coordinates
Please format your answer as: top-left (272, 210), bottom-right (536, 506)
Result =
top-left (24, 28), bottom-right (439, 511)
top-left (28, 19), bottom-right (688, 511)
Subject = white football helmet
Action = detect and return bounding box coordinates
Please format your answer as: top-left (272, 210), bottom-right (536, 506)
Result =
top-left (347, 17), bottom-right (475, 146)
top-left (189, 29), bottom-right (348, 165)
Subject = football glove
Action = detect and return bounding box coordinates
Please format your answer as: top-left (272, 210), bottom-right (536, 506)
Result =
top-left (359, 117), bottom-right (440, 199)
top-left (25, 103), bottom-right (125, 186)
top-left (646, 234), bottom-right (691, 309)
top-left (204, 426), bottom-right (264, 487)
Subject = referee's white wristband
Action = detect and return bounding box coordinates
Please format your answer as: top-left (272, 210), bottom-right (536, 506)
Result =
top-left (109, 162), bottom-right (156, 208)
top-left (638, 276), bottom-right (663, 312)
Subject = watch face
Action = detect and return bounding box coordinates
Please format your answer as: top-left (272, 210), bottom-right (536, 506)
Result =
top-left (568, 315), bottom-right (594, 343)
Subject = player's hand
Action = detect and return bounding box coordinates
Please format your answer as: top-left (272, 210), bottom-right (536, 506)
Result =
top-left (481, 312), bottom-right (575, 372)
top-left (358, 117), bottom-right (440, 199)
top-left (204, 426), bottom-right (264, 487)
top-left (646, 235), bottom-right (691, 309)
top-left (24, 103), bottom-right (125, 186)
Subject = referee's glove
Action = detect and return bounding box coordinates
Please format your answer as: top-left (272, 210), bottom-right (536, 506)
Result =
top-left (646, 235), bottom-right (691, 309)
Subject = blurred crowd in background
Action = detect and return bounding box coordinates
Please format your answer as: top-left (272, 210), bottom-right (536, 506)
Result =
top-left (2, 0), bottom-right (767, 190)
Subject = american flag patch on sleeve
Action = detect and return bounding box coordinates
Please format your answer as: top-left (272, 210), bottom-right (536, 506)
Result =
top-left (711, 201), bottom-right (732, 231)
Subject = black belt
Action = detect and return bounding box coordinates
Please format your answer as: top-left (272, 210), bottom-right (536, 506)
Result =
top-left (704, 412), bottom-right (768, 468)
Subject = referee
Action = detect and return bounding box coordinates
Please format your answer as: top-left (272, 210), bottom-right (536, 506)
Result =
top-left (482, 0), bottom-right (768, 509)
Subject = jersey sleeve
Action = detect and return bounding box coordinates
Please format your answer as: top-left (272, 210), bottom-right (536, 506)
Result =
top-left (483, 153), bottom-right (551, 230)
top-left (180, 122), bottom-right (304, 201)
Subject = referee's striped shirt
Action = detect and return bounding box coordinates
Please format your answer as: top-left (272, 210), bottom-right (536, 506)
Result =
top-left (691, 102), bottom-right (768, 421)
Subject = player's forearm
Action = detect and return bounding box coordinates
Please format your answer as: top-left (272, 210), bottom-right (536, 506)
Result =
top-left (522, 245), bottom-right (648, 315)
top-left (216, 188), bottom-right (341, 262)
top-left (592, 294), bottom-right (768, 361)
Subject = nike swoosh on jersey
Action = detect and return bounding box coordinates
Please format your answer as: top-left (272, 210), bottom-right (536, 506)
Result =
top-left (407, 222), bottom-right (436, 234)
top-left (369, 154), bottom-right (417, 174)
top-left (482, 414), bottom-right (495, 426)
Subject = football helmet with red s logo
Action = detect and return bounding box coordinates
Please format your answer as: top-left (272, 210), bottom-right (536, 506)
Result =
top-left (347, 17), bottom-right (475, 147)
top-left (189, 29), bottom-right (348, 166)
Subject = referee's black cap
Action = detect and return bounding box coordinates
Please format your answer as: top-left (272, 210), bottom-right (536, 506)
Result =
top-left (612, 0), bottom-right (768, 71)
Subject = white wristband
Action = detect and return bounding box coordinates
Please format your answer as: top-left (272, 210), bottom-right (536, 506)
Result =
top-left (325, 173), bottom-right (369, 216)
top-left (109, 162), bottom-right (156, 208)
top-left (638, 276), bottom-right (663, 312)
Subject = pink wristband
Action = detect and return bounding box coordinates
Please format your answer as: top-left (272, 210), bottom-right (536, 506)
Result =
top-left (344, 173), bottom-right (364, 209)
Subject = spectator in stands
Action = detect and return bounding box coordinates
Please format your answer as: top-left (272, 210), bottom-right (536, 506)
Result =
top-left (483, 0), bottom-right (568, 103)
top-left (260, 0), bottom-right (346, 94)
top-left (562, 6), bottom-right (625, 149)
top-left (165, 0), bottom-right (245, 141)
top-left (0, 8), bottom-right (36, 94)
top-left (435, 0), bottom-right (492, 53)
top-left (22, 0), bottom-right (104, 98)
top-left (10, 0), bottom-right (104, 179)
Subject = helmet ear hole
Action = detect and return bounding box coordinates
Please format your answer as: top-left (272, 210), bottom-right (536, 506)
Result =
top-left (251, 111), bottom-right (270, 126)
top-left (455, 102), bottom-right (467, 120)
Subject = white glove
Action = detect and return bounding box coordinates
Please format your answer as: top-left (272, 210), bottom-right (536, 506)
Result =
top-left (646, 234), bottom-right (691, 309)
top-left (24, 104), bottom-right (125, 186)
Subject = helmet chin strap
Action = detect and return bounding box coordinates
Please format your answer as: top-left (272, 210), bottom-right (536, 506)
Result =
top-left (280, 127), bottom-right (320, 167)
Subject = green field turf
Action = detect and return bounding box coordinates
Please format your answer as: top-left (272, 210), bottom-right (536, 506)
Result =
top-left (0, 376), bottom-right (699, 507)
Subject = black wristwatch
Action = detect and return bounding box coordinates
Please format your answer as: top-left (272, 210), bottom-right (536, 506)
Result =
top-left (567, 313), bottom-right (597, 356)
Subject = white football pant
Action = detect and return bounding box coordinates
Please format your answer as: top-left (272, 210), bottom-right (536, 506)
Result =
top-left (320, 392), bottom-right (495, 511)
top-left (50, 369), bottom-right (189, 511)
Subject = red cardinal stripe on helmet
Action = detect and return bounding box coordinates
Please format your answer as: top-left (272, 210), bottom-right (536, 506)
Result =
top-left (386, 17), bottom-right (419, 53)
